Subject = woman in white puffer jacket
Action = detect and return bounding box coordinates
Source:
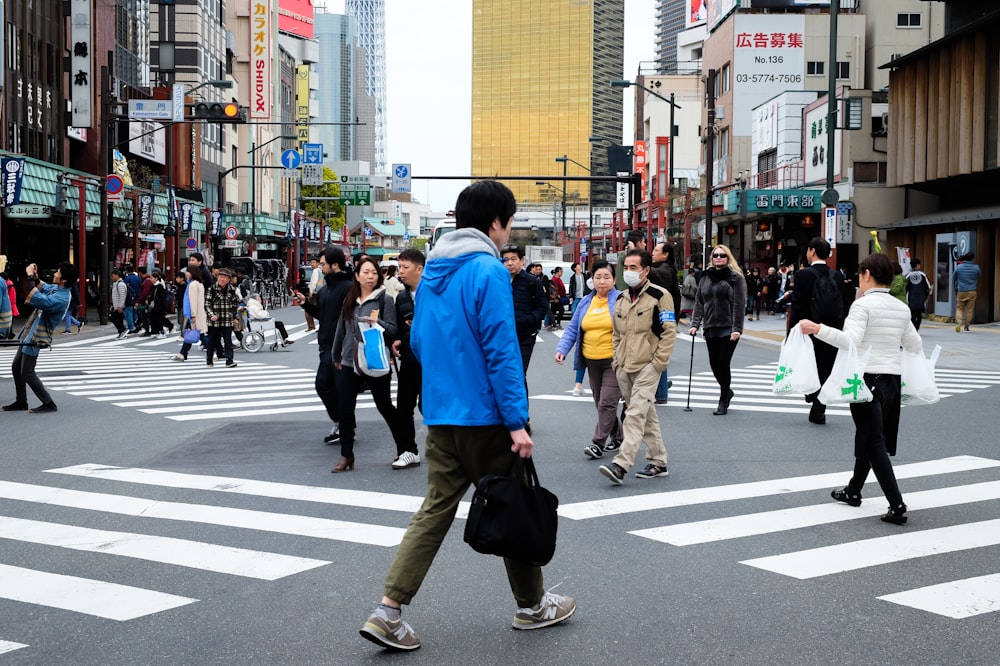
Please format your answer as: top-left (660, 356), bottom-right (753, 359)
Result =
top-left (799, 253), bottom-right (922, 526)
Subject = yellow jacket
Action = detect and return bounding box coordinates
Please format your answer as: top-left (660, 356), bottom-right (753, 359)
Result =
top-left (612, 281), bottom-right (677, 374)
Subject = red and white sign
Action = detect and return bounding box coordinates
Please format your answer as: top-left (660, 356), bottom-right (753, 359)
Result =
top-left (278, 0), bottom-right (314, 39)
top-left (732, 14), bottom-right (806, 136)
top-left (633, 141), bottom-right (647, 201)
top-left (224, 225), bottom-right (239, 240)
top-left (250, 0), bottom-right (273, 120)
top-left (106, 174), bottom-right (124, 202)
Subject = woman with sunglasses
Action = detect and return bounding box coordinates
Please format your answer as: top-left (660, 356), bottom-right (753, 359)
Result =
top-left (688, 244), bottom-right (747, 415)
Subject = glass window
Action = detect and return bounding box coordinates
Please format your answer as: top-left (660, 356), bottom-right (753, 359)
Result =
top-left (897, 13), bottom-right (921, 28)
top-left (837, 61), bottom-right (850, 80)
top-left (807, 61), bottom-right (824, 76)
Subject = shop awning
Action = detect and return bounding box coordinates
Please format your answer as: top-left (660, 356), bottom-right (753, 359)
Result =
top-left (885, 205), bottom-right (1000, 230)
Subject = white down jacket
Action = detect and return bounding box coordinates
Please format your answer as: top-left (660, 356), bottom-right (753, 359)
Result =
top-left (815, 288), bottom-right (922, 375)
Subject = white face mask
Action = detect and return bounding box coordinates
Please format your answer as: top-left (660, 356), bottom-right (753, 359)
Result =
top-left (586, 278), bottom-right (595, 291)
top-left (623, 270), bottom-right (643, 288)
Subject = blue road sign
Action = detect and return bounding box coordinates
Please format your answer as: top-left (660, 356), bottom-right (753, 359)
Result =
top-left (280, 149), bottom-right (301, 170)
top-left (303, 143), bottom-right (323, 164)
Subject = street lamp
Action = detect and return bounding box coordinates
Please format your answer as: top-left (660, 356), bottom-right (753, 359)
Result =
top-left (554, 156), bottom-right (569, 244)
top-left (187, 79), bottom-right (234, 96)
top-left (610, 79), bottom-right (681, 203)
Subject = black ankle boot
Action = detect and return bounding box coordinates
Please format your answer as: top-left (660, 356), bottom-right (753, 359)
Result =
top-left (880, 503), bottom-right (908, 525)
top-left (713, 389), bottom-right (734, 416)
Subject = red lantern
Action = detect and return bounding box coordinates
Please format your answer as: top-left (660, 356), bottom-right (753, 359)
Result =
top-left (758, 221), bottom-right (770, 232)
top-left (725, 225), bottom-right (737, 236)
top-left (801, 216), bottom-right (814, 228)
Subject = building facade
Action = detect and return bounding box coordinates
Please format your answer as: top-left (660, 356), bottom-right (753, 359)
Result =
top-left (471, 0), bottom-right (624, 208)
top-left (344, 0), bottom-right (387, 173)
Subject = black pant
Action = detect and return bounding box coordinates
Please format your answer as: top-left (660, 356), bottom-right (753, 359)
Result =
top-left (207, 326), bottom-right (235, 365)
top-left (807, 337), bottom-right (839, 410)
top-left (909, 307), bottom-right (923, 330)
top-left (110, 309), bottom-right (126, 334)
top-left (550, 301), bottom-right (565, 327)
top-left (136, 305), bottom-right (150, 333)
top-left (11, 349), bottom-right (52, 405)
top-left (847, 374), bottom-right (904, 507)
top-left (394, 360), bottom-right (422, 456)
top-left (315, 349), bottom-right (339, 424)
top-left (337, 366), bottom-right (405, 459)
top-left (151, 309), bottom-right (173, 335)
top-left (705, 335), bottom-right (740, 395)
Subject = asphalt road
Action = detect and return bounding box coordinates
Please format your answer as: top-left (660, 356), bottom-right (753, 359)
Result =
top-left (1, 309), bottom-right (998, 665)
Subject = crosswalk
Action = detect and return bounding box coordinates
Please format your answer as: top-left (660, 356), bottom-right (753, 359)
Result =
top-left (559, 454), bottom-right (1000, 620)
top-left (0, 327), bottom-right (394, 421)
top-left (2, 455), bottom-right (998, 653)
top-left (531, 362), bottom-right (1000, 415)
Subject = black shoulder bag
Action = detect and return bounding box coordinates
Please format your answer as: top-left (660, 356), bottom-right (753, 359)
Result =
top-left (463, 456), bottom-right (559, 566)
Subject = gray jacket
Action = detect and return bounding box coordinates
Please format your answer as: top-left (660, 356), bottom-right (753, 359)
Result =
top-left (333, 285), bottom-right (398, 369)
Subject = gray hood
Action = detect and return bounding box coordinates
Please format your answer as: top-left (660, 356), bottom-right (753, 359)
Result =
top-left (428, 228), bottom-right (499, 261)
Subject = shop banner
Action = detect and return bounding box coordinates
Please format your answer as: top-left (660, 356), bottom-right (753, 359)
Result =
top-left (138, 193), bottom-right (154, 230)
top-left (1, 156), bottom-right (25, 206)
top-left (180, 202), bottom-right (194, 233)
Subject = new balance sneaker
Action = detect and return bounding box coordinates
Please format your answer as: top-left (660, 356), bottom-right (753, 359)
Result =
top-left (603, 440), bottom-right (622, 452)
top-left (598, 462), bottom-right (626, 486)
top-left (323, 427), bottom-right (340, 444)
top-left (512, 591), bottom-right (577, 630)
top-left (392, 451), bottom-right (421, 469)
top-left (831, 488), bottom-right (862, 507)
top-left (584, 444), bottom-right (603, 459)
top-left (226, 361), bottom-right (238, 368)
top-left (635, 463), bottom-right (669, 479)
top-left (359, 606), bottom-right (420, 651)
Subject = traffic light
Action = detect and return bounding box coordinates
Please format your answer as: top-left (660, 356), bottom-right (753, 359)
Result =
top-left (190, 102), bottom-right (247, 123)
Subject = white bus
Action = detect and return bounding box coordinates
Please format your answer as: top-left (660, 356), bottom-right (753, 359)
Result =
top-left (429, 221), bottom-right (456, 250)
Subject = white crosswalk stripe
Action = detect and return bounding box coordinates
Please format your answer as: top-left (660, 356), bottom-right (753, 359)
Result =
top-left (0, 344), bottom-right (391, 421)
top-left (0, 463), bottom-right (427, 624)
top-left (532, 363), bottom-right (1000, 414)
top-left (0, 640), bottom-right (28, 655)
top-left (561, 455), bottom-right (1000, 619)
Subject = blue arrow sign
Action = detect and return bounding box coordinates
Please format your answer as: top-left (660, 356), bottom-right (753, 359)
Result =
top-left (280, 149), bottom-right (302, 170)
top-left (303, 143), bottom-right (323, 164)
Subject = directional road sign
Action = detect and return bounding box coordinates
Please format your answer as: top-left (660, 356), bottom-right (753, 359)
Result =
top-left (302, 143), bottom-right (323, 164)
top-left (280, 149), bottom-right (301, 170)
top-left (391, 163), bottom-right (411, 193)
top-left (338, 175), bottom-right (372, 206)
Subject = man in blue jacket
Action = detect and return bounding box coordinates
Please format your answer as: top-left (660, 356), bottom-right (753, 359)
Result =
top-left (953, 252), bottom-right (981, 332)
top-left (360, 181), bottom-right (575, 652)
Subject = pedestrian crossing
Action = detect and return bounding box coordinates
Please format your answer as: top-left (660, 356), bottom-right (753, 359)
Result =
top-left (0, 331), bottom-right (389, 422)
top-left (531, 363), bottom-right (1000, 414)
top-left (2, 455), bottom-right (998, 651)
top-left (0, 463), bottom-right (429, 630)
top-left (560, 454), bottom-right (1000, 620)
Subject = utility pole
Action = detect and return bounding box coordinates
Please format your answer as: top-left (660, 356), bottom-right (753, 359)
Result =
top-left (703, 69), bottom-right (718, 267)
top-left (824, 0), bottom-right (841, 268)
top-left (97, 51), bottom-right (114, 325)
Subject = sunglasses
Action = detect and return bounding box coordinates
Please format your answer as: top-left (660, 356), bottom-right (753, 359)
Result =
top-left (712, 253), bottom-right (728, 259)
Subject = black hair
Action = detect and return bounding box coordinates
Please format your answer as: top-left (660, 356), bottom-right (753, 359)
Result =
top-left (807, 237), bottom-right (831, 260)
top-left (188, 252), bottom-right (204, 264)
top-left (323, 246), bottom-right (347, 271)
top-left (858, 253), bottom-right (893, 286)
top-left (570, 262), bottom-right (580, 271)
top-left (625, 249), bottom-right (652, 269)
top-left (627, 230), bottom-right (645, 245)
top-left (384, 265), bottom-right (397, 277)
top-left (57, 262), bottom-right (79, 287)
top-left (398, 248), bottom-right (426, 266)
top-left (137, 266), bottom-right (148, 275)
top-left (111, 268), bottom-right (122, 278)
top-left (911, 258), bottom-right (921, 268)
top-left (590, 260), bottom-right (614, 278)
top-left (501, 243), bottom-right (524, 259)
top-left (342, 256), bottom-right (383, 322)
top-left (454, 181), bottom-right (516, 235)
top-left (186, 265), bottom-right (204, 283)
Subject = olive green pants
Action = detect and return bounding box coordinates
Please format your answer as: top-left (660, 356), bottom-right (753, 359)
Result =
top-left (383, 425), bottom-right (545, 608)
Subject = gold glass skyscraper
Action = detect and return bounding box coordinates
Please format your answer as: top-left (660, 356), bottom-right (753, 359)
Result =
top-left (472, 0), bottom-right (624, 206)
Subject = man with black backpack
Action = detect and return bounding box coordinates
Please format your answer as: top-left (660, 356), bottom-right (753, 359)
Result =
top-left (788, 238), bottom-right (852, 425)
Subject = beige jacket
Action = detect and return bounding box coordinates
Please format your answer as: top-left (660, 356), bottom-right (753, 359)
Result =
top-left (613, 281), bottom-right (677, 374)
top-left (186, 280), bottom-right (208, 334)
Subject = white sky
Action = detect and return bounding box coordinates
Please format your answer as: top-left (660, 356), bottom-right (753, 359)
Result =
top-left (322, 0), bottom-right (656, 211)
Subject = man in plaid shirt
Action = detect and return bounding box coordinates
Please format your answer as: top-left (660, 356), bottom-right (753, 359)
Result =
top-left (205, 267), bottom-right (240, 368)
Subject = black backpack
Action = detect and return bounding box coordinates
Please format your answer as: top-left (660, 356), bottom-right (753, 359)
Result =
top-left (810, 267), bottom-right (844, 325)
top-left (124, 282), bottom-right (137, 307)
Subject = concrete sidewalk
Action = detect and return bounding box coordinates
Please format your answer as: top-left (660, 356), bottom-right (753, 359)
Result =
top-left (738, 310), bottom-right (1000, 372)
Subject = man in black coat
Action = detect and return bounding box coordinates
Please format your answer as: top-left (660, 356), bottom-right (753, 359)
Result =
top-left (788, 238), bottom-right (852, 425)
top-left (390, 248), bottom-right (425, 470)
top-left (296, 246), bottom-right (353, 443)
top-left (649, 242), bottom-right (681, 403)
top-left (502, 244), bottom-right (549, 376)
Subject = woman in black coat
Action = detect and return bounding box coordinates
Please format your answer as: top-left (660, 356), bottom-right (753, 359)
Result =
top-left (688, 244), bottom-right (747, 415)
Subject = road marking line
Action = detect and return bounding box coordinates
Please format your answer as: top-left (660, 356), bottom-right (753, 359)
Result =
top-left (741, 519), bottom-right (1000, 580)
top-left (877, 573), bottom-right (1000, 619)
top-left (0, 481), bottom-right (406, 547)
top-left (558, 456), bottom-right (1000, 520)
top-left (112, 389), bottom-right (320, 407)
top-left (0, 563), bottom-right (197, 621)
top-left (0, 641), bottom-right (28, 655)
top-left (72, 377), bottom-right (314, 397)
top-left (138, 396), bottom-right (327, 414)
top-left (165, 405), bottom-right (378, 420)
top-left (631, 480), bottom-right (1000, 545)
top-left (46, 463), bottom-right (457, 516)
top-left (0, 516), bottom-right (328, 580)
top-left (47, 370), bottom-right (309, 389)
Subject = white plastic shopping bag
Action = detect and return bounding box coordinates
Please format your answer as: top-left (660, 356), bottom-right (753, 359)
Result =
top-left (773, 327), bottom-right (821, 396)
top-left (818, 343), bottom-right (873, 405)
top-left (901, 344), bottom-right (941, 406)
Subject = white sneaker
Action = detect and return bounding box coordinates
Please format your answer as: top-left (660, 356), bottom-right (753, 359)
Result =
top-left (571, 387), bottom-right (583, 397)
top-left (172, 354), bottom-right (185, 362)
top-left (156, 333), bottom-right (166, 339)
top-left (392, 451), bottom-right (421, 469)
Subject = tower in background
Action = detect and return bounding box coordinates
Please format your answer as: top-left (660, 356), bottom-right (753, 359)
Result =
top-left (654, 0), bottom-right (687, 73)
top-left (345, 0), bottom-right (387, 172)
top-left (471, 0), bottom-right (624, 206)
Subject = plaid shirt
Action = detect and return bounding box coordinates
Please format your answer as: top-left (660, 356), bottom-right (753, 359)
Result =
top-left (204, 283), bottom-right (240, 328)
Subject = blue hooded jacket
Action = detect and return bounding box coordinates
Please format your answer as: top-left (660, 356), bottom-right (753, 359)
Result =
top-left (412, 228), bottom-right (529, 431)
